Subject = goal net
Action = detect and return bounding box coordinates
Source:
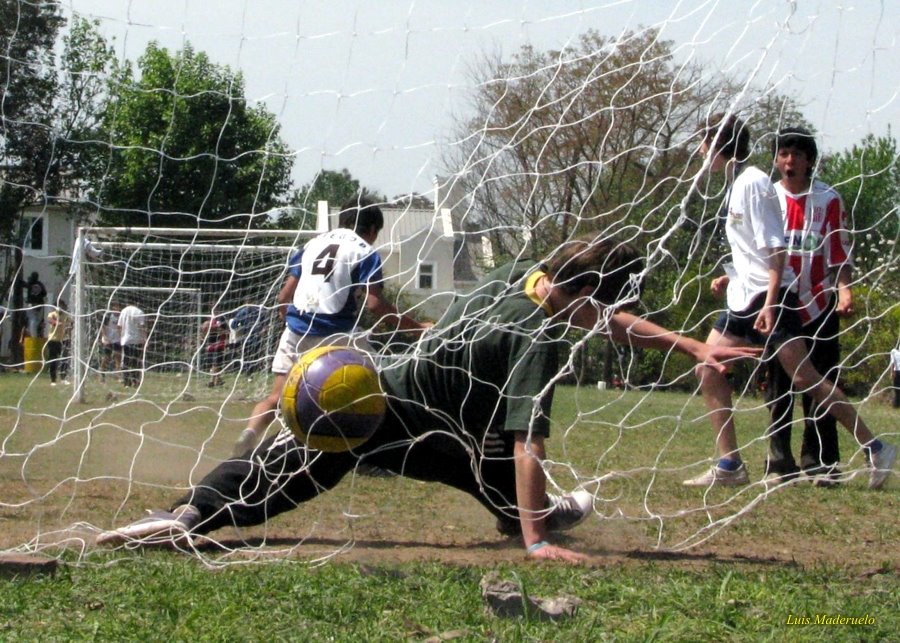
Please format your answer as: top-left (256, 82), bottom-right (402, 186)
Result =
top-left (1, 1), bottom-right (897, 566)
top-left (70, 228), bottom-right (307, 404)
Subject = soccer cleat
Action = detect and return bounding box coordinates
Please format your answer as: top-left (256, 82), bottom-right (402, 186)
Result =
top-left (682, 463), bottom-right (750, 487)
top-left (495, 489), bottom-right (593, 537)
top-left (801, 464), bottom-right (843, 489)
top-left (869, 442), bottom-right (897, 490)
top-left (762, 471), bottom-right (801, 490)
top-left (96, 505), bottom-right (200, 547)
top-left (232, 428), bottom-right (260, 458)
top-left (545, 489), bottom-right (594, 531)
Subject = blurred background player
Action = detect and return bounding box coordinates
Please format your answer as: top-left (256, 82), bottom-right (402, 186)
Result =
top-left (231, 197), bottom-right (431, 456)
top-left (685, 114), bottom-right (896, 490)
top-left (44, 300), bottom-right (70, 386)
top-left (201, 315), bottom-right (228, 387)
top-left (764, 127), bottom-right (853, 486)
top-left (118, 302), bottom-right (147, 388)
top-left (99, 303), bottom-right (123, 381)
top-left (227, 303), bottom-right (266, 376)
top-left (22, 271), bottom-right (47, 338)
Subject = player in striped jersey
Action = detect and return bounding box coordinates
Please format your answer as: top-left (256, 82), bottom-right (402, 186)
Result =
top-left (765, 127), bottom-right (852, 486)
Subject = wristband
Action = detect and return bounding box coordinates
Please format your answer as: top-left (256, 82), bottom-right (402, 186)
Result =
top-left (527, 540), bottom-right (550, 554)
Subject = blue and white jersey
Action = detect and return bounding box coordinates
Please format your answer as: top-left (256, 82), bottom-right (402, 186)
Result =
top-left (285, 228), bottom-right (384, 336)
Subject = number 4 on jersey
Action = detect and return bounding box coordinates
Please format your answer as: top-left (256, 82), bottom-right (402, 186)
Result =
top-left (310, 244), bottom-right (339, 280)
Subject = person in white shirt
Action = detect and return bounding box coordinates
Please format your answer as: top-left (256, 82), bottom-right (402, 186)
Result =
top-left (99, 303), bottom-right (123, 380)
top-left (683, 113), bottom-right (895, 490)
top-left (117, 304), bottom-right (146, 387)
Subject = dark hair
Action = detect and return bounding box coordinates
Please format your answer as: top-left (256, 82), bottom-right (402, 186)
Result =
top-left (338, 196), bottom-right (384, 235)
top-left (544, 235), bottom-right (644, 307)
top-left (772, 126), bottom-right (818, 173)
top-left (704, 113), bottom-right (750, 161)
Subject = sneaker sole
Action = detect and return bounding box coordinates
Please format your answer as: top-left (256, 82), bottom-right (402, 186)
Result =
top-left (96, 518), bottom-right (191, 547)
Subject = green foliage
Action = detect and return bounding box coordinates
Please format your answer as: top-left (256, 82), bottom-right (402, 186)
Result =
top-left (0, 1), bottom-right (63, 238)
top-left (281, 168), bottom-right (386, 228)
top-left (443, 28), bottom-right (808, 264)
top-left (819, 133), bottom-right (899, 297)
top-left (93, 42), bottom-right (293, 228)
top-left (835, 285), bottom-right (900, 397)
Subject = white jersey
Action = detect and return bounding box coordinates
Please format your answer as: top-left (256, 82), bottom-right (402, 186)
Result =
top-left (724, 165), bottom-right (797, 311)
top-left (891, 348), bottom-right (900, 371)
top-left (102, 312), bottom-right (121, 345)
top-left (285, 228), bottom-right (384, 336)
top-left (775, 179), bottom-right (852, 325)
top-left (118, 305), bottom-right (146, 346)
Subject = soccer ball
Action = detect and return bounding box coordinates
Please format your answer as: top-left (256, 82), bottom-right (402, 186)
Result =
top-left (280, 345), bottom-right (386, 452)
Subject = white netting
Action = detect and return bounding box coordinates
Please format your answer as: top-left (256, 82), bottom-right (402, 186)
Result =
top-left (70, 228), bottom-right (307, 403)
top-left (0, 1), bottom-right (897, 565)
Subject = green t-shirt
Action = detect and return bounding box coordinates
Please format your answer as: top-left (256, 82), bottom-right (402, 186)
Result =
top-left (382, 261), bottom-right (565, 439)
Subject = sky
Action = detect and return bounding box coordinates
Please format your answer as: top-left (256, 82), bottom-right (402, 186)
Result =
top-left (62, 0), bottom-right (899, 200)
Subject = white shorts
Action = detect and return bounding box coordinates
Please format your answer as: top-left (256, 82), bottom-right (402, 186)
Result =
top-left (270, 328), bottom-right (374, 375)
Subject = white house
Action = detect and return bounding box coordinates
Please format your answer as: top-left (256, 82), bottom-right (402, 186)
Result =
top-left (321, 198), bottom-right (491, 320)
top-left (1, 204), bottom-right (81, 360)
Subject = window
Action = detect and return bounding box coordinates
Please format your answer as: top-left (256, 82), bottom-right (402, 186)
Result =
top-left (417, 262), bottom-right (435, 290)
top-left (22, 214), bottom-right (48, 256)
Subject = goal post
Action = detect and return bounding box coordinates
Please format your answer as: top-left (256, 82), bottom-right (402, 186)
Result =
top-left (71, 227), bottom-right (317, 403)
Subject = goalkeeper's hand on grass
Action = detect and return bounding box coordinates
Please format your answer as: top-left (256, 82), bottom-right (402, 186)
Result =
top-left (527, 542), bottom-right (585, 564)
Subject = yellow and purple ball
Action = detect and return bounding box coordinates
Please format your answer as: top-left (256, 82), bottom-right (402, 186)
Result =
top-left (281, 345), bottom-right (386, 452)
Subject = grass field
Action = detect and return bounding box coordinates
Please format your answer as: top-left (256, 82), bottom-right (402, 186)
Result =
top-left (1, 370), bottom-right (897, 639)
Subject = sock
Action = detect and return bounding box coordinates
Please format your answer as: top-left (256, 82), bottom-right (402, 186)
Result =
top-left (717, 457), bottom-right (742, 471)
top-left (865, 439), bottom-right (883, 455)
top-left (172, 504), bottom-right (201, 529)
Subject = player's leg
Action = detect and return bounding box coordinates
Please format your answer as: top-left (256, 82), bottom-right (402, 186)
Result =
top-left (233, 327), bottom-right (301, 456)
top-left (365, 421), bottom-right (590, 536)
top-left (97, 432), bottom-right (358, 545)
top-left (798, 309), bottom-right (841, 480)
top-left (764, 347), bottom-right (799, 481)
top-left (685, 325), bottom-right (751, 486)
top-left (46, 340), bottom-right (61, 384)
top-left (184, 433), bottom-right (357, 534)
top-left (776, 338), bottom-right (895, 489)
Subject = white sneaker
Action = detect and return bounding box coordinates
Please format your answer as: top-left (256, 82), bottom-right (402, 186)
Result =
top-left (683, 463), bottom-right (750, 487)
top-left (496, 489), bottom-right (593, 536)
top-left (232, 428), bottom-right (259, 458)
top-left (96, 505), bottom-right (200, 547)
top-left (869, 443), bottom-right (897, 490)
top-left (545, 489), bottom-right (594, 531)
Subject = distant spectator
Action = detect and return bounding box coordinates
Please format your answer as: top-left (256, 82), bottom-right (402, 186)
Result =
top-left (228, 303), bottom-right (265, 374)
top-left (201, 315), bottom-right (228, 387)
top-left (118, 304), bottom-right (147, 387)
top-left (45, 301), bottom-right (71, 386)
top-left (100, 303), bottom-right (123, 381)
top-left (23, 272), bottom-right (47, 337)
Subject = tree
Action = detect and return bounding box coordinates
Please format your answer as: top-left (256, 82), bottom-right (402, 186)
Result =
top-left (443, 28), bottom-right (810, 383)
top-left (0, 2), bottom-right (62, 236)
top-left (279, 168), bottom-right (385, 228)
top-left (92, 42), bottom-right (293, 228)
top-left (1, 3), bottom-right (64, 363)
top-left (443, 28), bottom-right (808, 263)
top-left (819, 133), bottom-right (899, 295)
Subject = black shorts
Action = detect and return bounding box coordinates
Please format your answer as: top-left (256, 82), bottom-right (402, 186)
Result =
top-left (713, 289), bottom-right (802, 347)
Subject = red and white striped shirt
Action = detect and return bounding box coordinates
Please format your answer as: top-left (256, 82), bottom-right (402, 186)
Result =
top-left (775, 179), bottom-right (852, 325)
